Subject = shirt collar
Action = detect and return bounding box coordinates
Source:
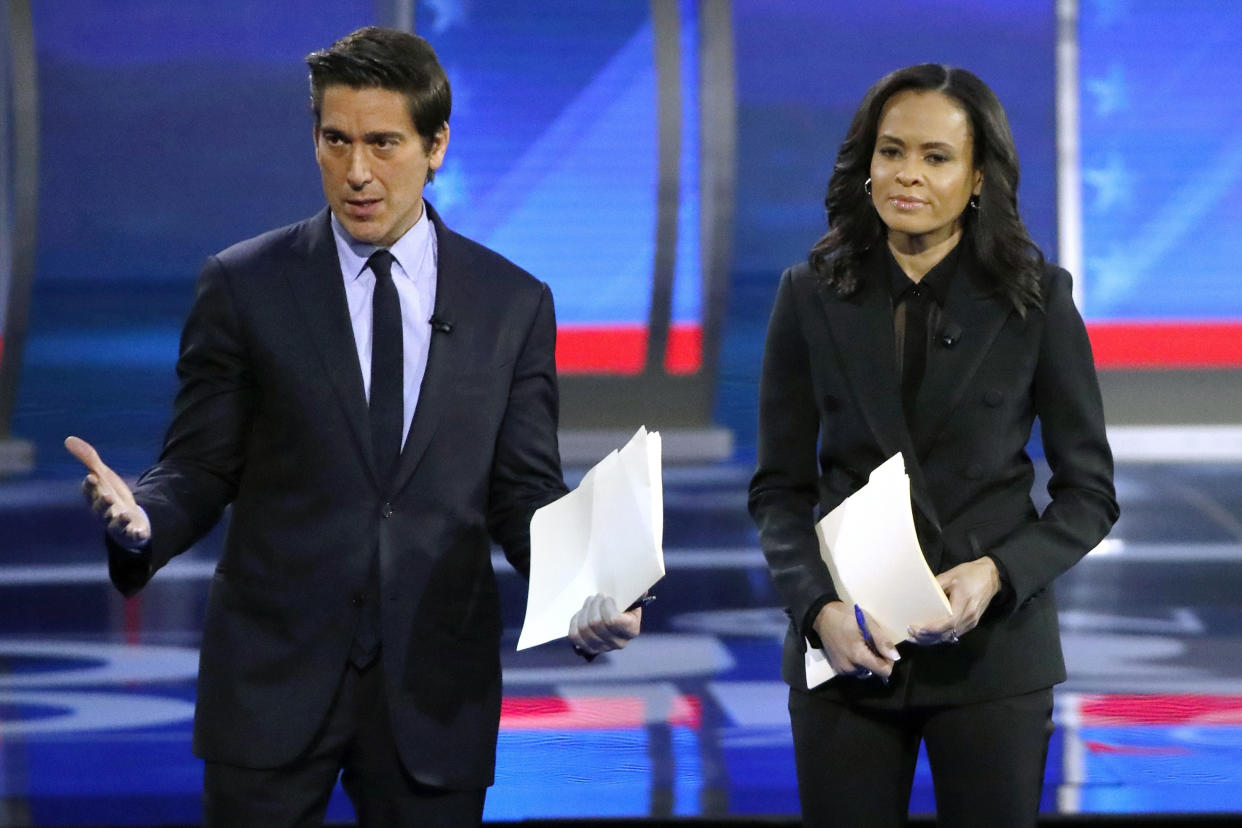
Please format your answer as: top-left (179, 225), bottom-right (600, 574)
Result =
top-left (330, 203), bottom-right (433, 282)
top-left (885, 237), bottom-right (964, 306)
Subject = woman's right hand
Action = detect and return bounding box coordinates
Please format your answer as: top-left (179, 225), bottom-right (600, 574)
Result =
top-left (812, 601), bottom-right (900, 681)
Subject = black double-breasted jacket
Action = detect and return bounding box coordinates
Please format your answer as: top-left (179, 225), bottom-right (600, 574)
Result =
top-left (749, 242), bottom-right (1119, 706)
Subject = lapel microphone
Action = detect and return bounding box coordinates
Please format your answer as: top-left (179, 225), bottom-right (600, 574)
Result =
top-left (939, 322), bottom-right (962, 348)
top-left (429, 314), bottom-right (454, 334)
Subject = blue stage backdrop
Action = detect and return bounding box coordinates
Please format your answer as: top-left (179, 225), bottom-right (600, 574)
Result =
top-left (15, 0), bottom-right (1241, 467)
top-left (1075, 0), bottom-right (1242, 369)
top-left (721, 0), bottom-right (1058, 454)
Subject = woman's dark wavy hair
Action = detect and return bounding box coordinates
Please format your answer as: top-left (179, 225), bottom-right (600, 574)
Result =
top-left (809, 64), bottom-right (1043, 315)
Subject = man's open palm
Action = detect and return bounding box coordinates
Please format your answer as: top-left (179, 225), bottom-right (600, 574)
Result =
top-left (65, 436), bottom-right (151, 546)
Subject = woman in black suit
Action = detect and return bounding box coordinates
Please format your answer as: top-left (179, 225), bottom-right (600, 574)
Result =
top-left (748, 64), bottom-right (1118, 827)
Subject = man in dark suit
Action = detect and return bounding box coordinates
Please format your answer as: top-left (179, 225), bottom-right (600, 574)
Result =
top-left (67, 26), bottom-right (641, 827)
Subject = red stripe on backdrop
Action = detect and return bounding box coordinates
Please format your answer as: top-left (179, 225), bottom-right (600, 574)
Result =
top-left (555, 323), bottom-right (703, 375)
top-left (1077, 693), bottom-right (1242, 725)
top-left (1088, 321), bottom-right (1242, 368)
top-left (500, 694), bottom-right (701, 730)
top-left (124, 595), bottom-right (142, 645)
top-left (664, 324), bottom-right (703, 375)
top-left (556, 325), bottom-right (646, 374)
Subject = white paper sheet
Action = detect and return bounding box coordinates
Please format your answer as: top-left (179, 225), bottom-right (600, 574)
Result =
top-left (804, 453), bottom-right (952, 687)
top-left (517, 426), bottom-right (664, 650)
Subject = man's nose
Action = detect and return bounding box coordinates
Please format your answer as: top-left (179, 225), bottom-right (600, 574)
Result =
top-left (346, 147), bottom-right (372, 189)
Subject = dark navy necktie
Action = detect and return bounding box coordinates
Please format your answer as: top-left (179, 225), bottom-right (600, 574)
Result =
top-left (367, 249), bottom-right (402, 485)
top-left (352, 249), bottom-right (400, 669)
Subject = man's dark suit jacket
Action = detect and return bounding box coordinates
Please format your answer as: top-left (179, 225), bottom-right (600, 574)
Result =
top-left (107, 203), bottom-right (568, 788)
top-left (749, 245), bottom-right (1119, 707)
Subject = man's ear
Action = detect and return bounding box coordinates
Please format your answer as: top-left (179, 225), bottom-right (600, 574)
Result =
top-left (428, 123), bottom-right (450, 172)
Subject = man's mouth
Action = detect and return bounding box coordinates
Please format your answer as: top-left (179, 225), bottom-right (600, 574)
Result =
top-left (344, 198), bottom-right (382, 218)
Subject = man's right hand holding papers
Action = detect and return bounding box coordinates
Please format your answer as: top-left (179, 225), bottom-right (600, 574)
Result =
top-left (567, 594), bottom-right (644, 658)
top-left (519, 426), bottom-right (664, 655)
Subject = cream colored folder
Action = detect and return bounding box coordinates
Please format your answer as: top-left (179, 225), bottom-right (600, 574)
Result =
top-left (805, 453), bottom-right (952, 688)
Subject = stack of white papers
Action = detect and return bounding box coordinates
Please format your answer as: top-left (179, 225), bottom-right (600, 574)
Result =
top-left (805, 453), bottom-right (952, 687)
top-left (517, 426), bottom-right (664, 650)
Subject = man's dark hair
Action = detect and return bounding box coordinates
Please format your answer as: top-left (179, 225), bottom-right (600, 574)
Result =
top-left (306, 26), bottom-right (451, 157)
top-left (809, 64), bottom-right (1043, 316)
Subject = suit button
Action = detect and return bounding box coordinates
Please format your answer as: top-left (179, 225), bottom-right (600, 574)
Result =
top-left (964, 463), bottom-right (984, 480)
top-left (351, 593), bottom-right (364, 607)
top-left (983, 389), bottom-right (1004, 407)
top-left (381, 502), bottom-right (393, 518)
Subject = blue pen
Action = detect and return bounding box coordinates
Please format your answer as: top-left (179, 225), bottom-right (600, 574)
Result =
top-left (854, 604), bottom-right (890, 684)
top-left (854, 604), bottom-right (879, 655)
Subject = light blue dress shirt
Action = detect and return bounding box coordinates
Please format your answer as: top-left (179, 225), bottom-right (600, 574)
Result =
top-left (330, 205), bottom-right (438, 450)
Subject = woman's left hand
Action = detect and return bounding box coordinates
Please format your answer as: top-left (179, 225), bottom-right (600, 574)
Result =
top-left (909, 558), bottom-right (1001, 645)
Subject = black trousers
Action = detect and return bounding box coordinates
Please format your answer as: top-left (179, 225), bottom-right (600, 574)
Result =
top-left (789, 686), bottom-right (1054, 828)
top-left (203, 658), bottom-right (487, 828)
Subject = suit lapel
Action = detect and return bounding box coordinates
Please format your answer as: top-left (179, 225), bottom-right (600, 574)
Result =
top-left (816, 272), bottom-right (906, 462)
top-left (285, 210), bottom-right (377, 482)
top-left (815, 264), bottom-right (940, 528)
top-left (913, 254), bottom-right (1012, 457)
top-left (390, 203), bottom-right (464, 494)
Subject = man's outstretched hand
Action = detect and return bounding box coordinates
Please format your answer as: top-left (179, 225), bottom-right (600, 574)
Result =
top-left (65, 436), bottom-right (151, 547)
top-left (568, 594), bottom-right (642, 657)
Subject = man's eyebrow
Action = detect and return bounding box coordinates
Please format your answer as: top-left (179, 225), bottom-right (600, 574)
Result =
top-left (363, 131), bottom-right (404, 142)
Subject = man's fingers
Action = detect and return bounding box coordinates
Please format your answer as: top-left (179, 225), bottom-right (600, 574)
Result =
top-left (69, 437), bottom-right (138, 511)
top-left (587, 594), bottom-right (608, 627)
top-left (84, 478), bottom-right (117, 516)
top-left (570, 596), bottom-right (607, 654)
top-left (571, 594), bottom-right (643, 655)
top-left (600, 596), bottom-right (632, 632)
top-left (65, 436), bottom-right (105, 475)
top-left (569, 608), bottom-right (598, 654)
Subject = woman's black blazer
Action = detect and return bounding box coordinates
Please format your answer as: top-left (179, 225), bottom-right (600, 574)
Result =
top-left (749, 246), bottom-right (1119, 707)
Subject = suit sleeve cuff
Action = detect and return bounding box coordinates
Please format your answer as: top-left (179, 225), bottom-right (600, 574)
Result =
top-left (801, 593), bottom-right (834, 649)
top-left (986, 554), bottom-right (1016, 612)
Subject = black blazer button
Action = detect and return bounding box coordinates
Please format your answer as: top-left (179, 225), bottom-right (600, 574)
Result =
top-left (964, 463), bottom-right (984, 480)
top-left (983, 389), bottom-right (1004, 407)
top-left (381, 502), bottom-right (393, 518)
top-left (351, 593), bottom-right (364, 607)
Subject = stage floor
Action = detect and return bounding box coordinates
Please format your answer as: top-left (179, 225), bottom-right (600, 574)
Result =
top-left (2, 459), bottom-right (1242, 825)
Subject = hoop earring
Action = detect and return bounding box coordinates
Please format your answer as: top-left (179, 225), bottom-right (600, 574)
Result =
top-left (864, 177), bottom-right (872, 196)
top-left (969, 195), bottom-right (980, 210)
